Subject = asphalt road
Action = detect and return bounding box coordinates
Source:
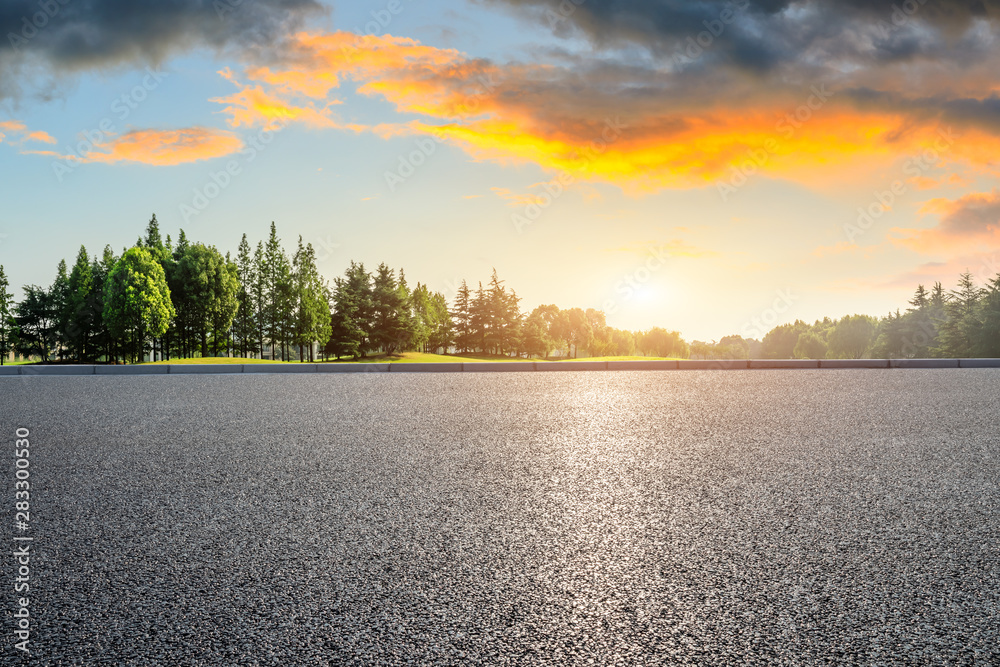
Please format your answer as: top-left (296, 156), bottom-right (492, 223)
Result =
top-left (2, 370), bottom-right (998, 665)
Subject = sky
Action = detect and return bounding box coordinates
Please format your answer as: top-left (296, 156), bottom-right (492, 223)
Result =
top-left (2, 0), bottom-right (1000, 342)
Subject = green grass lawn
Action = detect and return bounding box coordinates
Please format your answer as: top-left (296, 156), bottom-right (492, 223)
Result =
top-left (567, 355), bottom-right (681, 362)
top-left (146, 356), bottom-right (288, 365)
top-left (14, 353), bottom-right (683, 366)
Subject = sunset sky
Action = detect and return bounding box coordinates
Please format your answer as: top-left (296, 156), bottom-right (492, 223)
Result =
top-left (2, 0), bottom-right (1000, 341)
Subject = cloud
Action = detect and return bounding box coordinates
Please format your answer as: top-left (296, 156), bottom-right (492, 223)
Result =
top-left (0, 120), bottom-right (55, 144)
top-left (485, 0), bottom-right (998, 73)
top-left (205, 28), bottom-right (1000, 193)
top-left (28, 127), bottom-right (242, 166)
top-left (0, 0), bottom-right (323, 98)
top-left (889, 188), bottom-right (1000, 253)
top-left (878, 251), bottom-right (1000, 288)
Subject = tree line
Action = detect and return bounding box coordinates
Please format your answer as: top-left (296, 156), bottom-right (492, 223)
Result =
top-left (686, 273), bottom-right (1000, 360)
top-left (2, 216), bottom-right (995, 365)
top-left (0, 216), bottom-right (690, 364)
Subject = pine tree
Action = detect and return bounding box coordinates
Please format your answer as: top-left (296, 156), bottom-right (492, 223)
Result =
top-left (0, 265), bottom-right (17, 365)
top-left (370, 263), bottom-right (410, 355)
top-left (252, 241), bottom-right (267, 358)
top-left (933, 272), bottom-right (983, 358)
top-left (451, 280), bottom-right (472, 353)
top-left (262, 223), bottom-right (289, 360)
top-left (292, 237), bottom-right (332, 361)
top-left (977, 273), bottom-right (1000, 357)
top-left (234, 234), bottom-right (256, 358)
top-left (50, 259), bottom-right (71, 360)
top-left (92, 246), bottom-right (117, 361)
top-left (66, 246), bottom-right (94, 361)
top-left (326, 276), bottom-right (365, 360)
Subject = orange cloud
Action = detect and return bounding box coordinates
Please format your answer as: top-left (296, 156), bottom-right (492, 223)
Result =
top-left (0, 120), bottom-right (56, 145)
top-left (889, 189), bottom-right (1000, 254)
top-left (211, 30), bottom-right (1000, 192)
top-left (30, 128), bottom-right (242, 166)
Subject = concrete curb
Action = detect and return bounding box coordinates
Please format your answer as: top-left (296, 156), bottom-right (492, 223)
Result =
top-left (19, 365), bottom-right (95, 376)
top-left (2, 359), bottom-right (998, 375)
top-left (95, 365), bottom-right (170, 375)
top-left (167, 364), bottom-right (243, 374)
top-left (678, 360), bottom-right (750, 370)
top-left (317, 363), bottom-right (390, 373)
top-left (244, 363), bottom-right (316, 374)
top-left (891, 359), bottom-right (960, 369)
top-left (534, 361), bottom-right (609, 372)
top-left (607, 360), bottom-right (678, 371)
top-left (819, 359), bottom-right (890, 369)
top-left (959, 358), bottom-right (1000, 368)
top-left (390, 363), bottom-right (465, 373)
top-left (462, 362), bottom-right (537, 372)
top-left (749, 359), bottom-right (820, 369)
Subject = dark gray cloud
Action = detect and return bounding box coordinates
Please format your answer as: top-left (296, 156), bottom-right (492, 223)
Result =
top-left (485, 0), bottom-right (999, 71)
top-left (1, 0), bottom-right (322, 97)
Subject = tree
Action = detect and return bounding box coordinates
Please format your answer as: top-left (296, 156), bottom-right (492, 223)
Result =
top-left (65, 246), bottom-right (95, 361)
top-left (174, 244), bottom-right (239, 358)
top-left (233, 234), bottom-right (257, 358)
top-left (827, 314), bottom-right (877, 359)
top-left (933, 272), bottom-right (983, 358)
top-left (0, 266), bottom-right (18, 365)
top-left (50, 259), bottom-right (71, 360)
top-left (103, 247), bottom-right (175, 363)
top-left (870, 310), bottom-right (906, 359)
top-left (91, 246), bottom-right (117, 362)
top-left (761, 321), bottom-right (810, 359)
top-left (639, 327), bottom-right (688, 358)
top-left (977, 273), bottom-right (1000, 358)
top-left (326, 276), bottom-right (365, 360)
top-left (451, 280), bottom-right (474, 353)
top-left (370, 263), bottom-right (411, 355)
top-left (261, 223), bottom-right (294, 360)
top-left (252, 241), bottom-right (267, 358)
top-left (291, 237), bottom-right (332, 361)
top-left (563, 307), bottom-right (592, 358)
top-left (793, 331), bottom-right (828, 359)
top-left (15, 286), bottom-right (56, 362)
top-left (522, 313), bottom-right (553, 358)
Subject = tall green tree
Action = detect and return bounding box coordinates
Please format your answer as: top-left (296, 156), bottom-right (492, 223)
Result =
top-left (793, 331), bottom-right (828, 359)
top-left (933, 272), bottom-right (983, 358)
top-left (92, 246), bottom-right (117, 362)
top-left (370, 263), bottom-right (411, 355)
top-left (233, 234), bottom-right (257, 358)
top-left (15, 286), bottom-right (56, 362)
top-left (65, 246), bottom-right (95, 361)
top-left (761, 320), bottom-right (810, 359)
top-left (262, 223), bottom-right (294, 360)
top-left (103, 247), bottom-right (175, 363)
top-left (977, 273), bottom-right (1000, 357)
top-left (0, 266), bottom-right (17, 365)
top-left (291, 236), bottom-right (332, 361)
top-left (174, 243), bottom-right (239, 358)
top-left (451, 280), bottom-right (474, 353)
top-left (828, 314), bottom-right (877, 359)
top-left (50, 259), bottom-right (71, 360)
top-left (326, 275), bottom-right (365, 360)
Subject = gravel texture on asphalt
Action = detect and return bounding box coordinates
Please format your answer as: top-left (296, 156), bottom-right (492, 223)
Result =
top-left (2, 370), bottom-right (998, 665)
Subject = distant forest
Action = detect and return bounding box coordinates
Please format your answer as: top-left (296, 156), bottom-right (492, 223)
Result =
top-left (0, 216), bottom-right (997, 364)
